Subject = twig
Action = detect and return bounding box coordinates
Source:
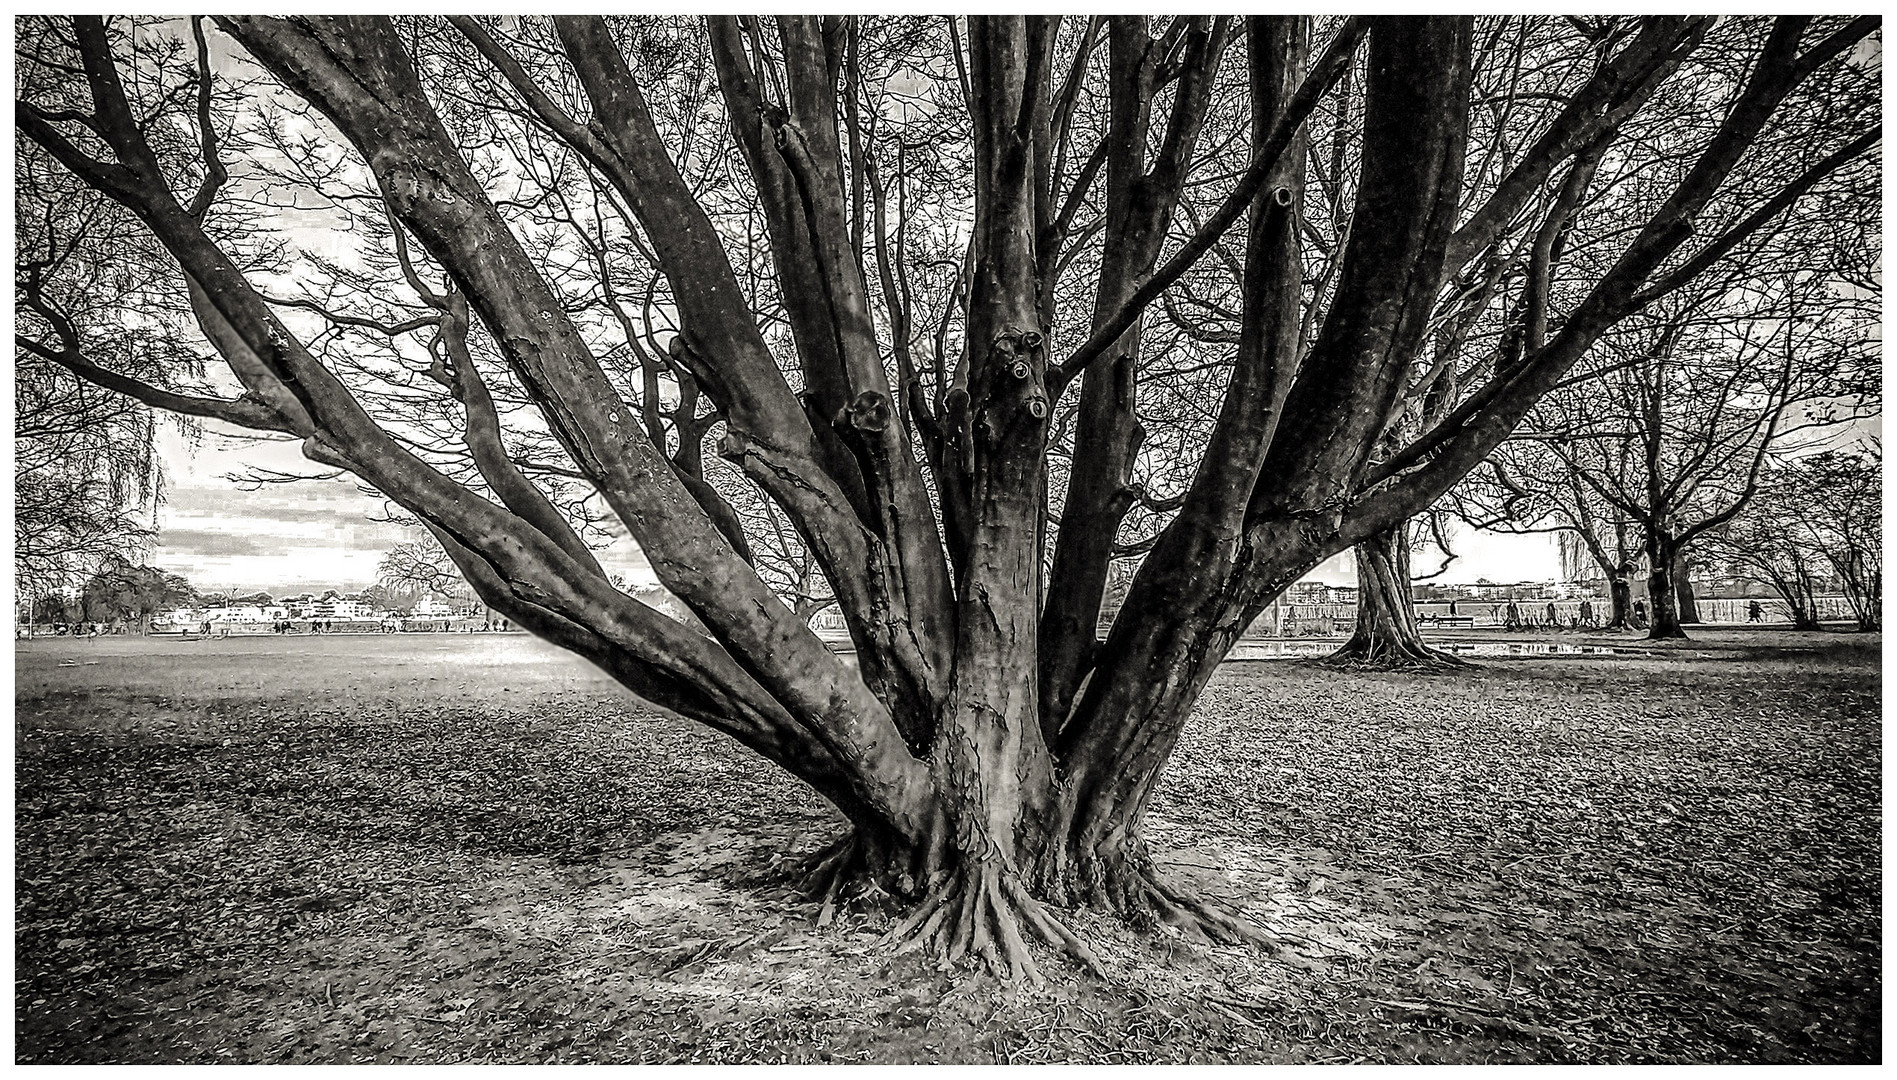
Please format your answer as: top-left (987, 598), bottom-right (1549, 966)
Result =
top-left (1205, 1000), bottom-right (1260, 1028)
top-left (1370, 997), bottom-right (1573, 1044)
top-left (1501, 849), bottom-right (1586, 871)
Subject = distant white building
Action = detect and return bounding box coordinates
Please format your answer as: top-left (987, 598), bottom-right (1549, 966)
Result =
top-left (1285, 581), bottom-right (1358, 605)
top-left (203, 604), bottom-right (272, 623)
top-left (313, 598), bottom-right (373, 620)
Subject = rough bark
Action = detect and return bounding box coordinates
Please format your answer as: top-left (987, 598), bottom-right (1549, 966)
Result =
top-left (1673, 552), bottom-right (1702, 624)
top-left (1645, 534), bottom-right (1688, 639)
top-left (1605, 570), bottom-right (1634, 631)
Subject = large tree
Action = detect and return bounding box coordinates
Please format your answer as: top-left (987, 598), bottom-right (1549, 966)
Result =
top-left (78, 555), bottom-right (195, 632)
top-left (17, 15), bottom-right (1878, 978)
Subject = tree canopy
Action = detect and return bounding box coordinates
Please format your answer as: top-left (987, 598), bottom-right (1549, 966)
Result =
top-left (1460, 262), bottom-right (1877, 637)
top-left (376, 537), bottom-right (477, 606)
top-left (67, 555), bottom-right (195, 629)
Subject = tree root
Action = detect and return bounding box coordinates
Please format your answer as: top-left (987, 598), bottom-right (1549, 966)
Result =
top-left (878, 862), bottom-right (1105, 985)
top-left (795, 834), bottom-right (895, 928)
top-left (800, 834), bottom-right (1281, 985)
top-left (1321, 639), bottom-right (1470, 670)
top-left (1112, 863), bottom-right (1279, 948)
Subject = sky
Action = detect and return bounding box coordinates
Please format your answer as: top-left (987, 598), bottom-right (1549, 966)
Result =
top-left (146, 420), bottom-right (1562, 597)
top-left (149, 421), bottom-right (659, 596)
top-left (145, 393), bottom-right (1885, 598)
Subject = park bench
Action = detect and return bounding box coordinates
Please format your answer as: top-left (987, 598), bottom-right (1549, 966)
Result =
top-left (1418, 614), bottom-right (1476, 628)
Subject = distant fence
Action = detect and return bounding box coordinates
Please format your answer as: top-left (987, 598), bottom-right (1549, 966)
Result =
top-left (215, 617), bottom-right (509, 634)
top-left (1690, 596), bottom-right (1857, 625)
top-left (18, 616), bottom-right (514, 638)
top-left (1244, 595), bottom-right (1861, 637)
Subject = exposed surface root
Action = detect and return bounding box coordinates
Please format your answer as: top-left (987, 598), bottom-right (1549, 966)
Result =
top-left (879, 863), bottom-right (1105, 985)
top-left (802, 834), bottom-right (1278, 984)
top-left (1322, 639), bottom-right (1470, 671)
top-left (796, 835), bottom-right (896, 927)
top-left (1113, 864), bottom-right (1279, 948)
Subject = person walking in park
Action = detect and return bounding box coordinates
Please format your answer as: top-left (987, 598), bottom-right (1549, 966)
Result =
top-left (1579, 600), bottom-right (1595, 627)
top-left (1546, 601), bottom-right (1559, 627)
top-left (1748, 600), bottom-right (1764, 623)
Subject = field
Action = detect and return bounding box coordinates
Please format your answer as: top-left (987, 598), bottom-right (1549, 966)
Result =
top-left (15, 629), bottom-right (1881, 1063)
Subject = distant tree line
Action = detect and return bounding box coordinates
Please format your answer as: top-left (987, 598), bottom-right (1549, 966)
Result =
top-left (30, 554), bottom-right (194, 631)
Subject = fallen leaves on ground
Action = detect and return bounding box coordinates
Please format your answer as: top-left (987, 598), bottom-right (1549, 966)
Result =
top-left (13, 629), bottom-right (1879, 1063)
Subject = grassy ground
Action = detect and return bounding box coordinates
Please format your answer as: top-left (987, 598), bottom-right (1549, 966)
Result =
top-left (15, 628), bottom-right (1880, 1063)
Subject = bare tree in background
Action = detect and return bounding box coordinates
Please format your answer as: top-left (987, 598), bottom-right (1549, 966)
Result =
top-left (1704, 449), bottom-right (1881, 632)
top-left (1471, 266), bottom-right (1876, 640)
top-left (375, 538), bottom-right (476, 607)
top-left (17, 15), bottom-right (1878, 977)
top-left (1462, 484), bottom-right (1648, 630)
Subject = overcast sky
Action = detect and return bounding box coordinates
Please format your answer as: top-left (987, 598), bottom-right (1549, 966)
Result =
top-left (147, 421), bottom-right (1566, 596)
top-left (150, 406), bottom-right (1884, 597)
top-left (149, 422), bottom-right (658, 596)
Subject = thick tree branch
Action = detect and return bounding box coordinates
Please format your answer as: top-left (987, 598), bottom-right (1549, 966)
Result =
top-left (218, 15), bottom-right (939, 811)
top-left (1442, 16), bottom-right (1713, 277)
top-left (1353, 17), bottom-right (1872, 524)
top-left (1631, 127), bottom-right (1880, 307)
top-left (1053, 17), bottom-right (1367, 388)
top-left (19, 334), bottom-right (287, 432)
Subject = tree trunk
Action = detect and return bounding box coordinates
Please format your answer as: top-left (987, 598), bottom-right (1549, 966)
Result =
top-left (1782, 590), bottom-right (1820, 631)
top-left (1603, 568), bottom-right (1633, 630)
top-left (1849, 570), bottom-right (1880, 631)
top-left (1673, 552), bottom-right (1701, 624)
top-left (1783, 559), bottom-right (1823, 631)
top-left (1327, 521), bottom-right (1464, 666)
top-left (1644, 535), bottom-right (1687, 639)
